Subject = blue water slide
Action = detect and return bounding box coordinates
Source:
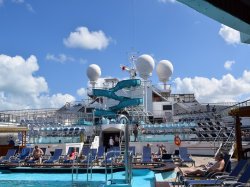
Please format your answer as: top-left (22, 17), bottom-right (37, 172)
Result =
top-left (94, 109), bottom-right (116, 117)
top-left (92, 89), bottom-right (129, 101)
top-left (109, 98), bottom-right (143, 111)
top-left (110, 79), bottom-right (141, 92)
top-left (92, 79), bottom-right (142, 116)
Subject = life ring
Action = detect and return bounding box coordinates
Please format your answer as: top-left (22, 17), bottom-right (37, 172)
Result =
top-left (174, 135), bottom-right (181, 146)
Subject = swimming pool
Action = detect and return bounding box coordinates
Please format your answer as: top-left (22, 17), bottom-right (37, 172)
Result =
top-left (0, 169), bottom-right (155, 187)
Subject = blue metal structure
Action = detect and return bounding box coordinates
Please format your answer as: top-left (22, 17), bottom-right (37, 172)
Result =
top-left (92, 79), bottom-right (143, 116)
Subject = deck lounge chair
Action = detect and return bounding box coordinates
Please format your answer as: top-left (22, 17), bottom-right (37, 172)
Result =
top-left (101, 150), bottom-right (120, 166)
top-left (10, 147), bottom-right (32, 163)
top-left (222, 164), bottom-right (250, 186)
top-left (81, 146), bottom-right (91, 159)
top-left (81, 149), bottom-right (97, 164)
top-left (129, 146), bottom-right (135, 156)
top-left (43, 148), bottom-right (63, 163)
top-left (96, 146), bottom-right (105, 160)
top-left (26, 147), bottom-right (46, 164)
top-left (0, 149), bottom-right (16, 163)
top-left (142, 146), bottom-right (151, 163)
top-left (177, 153), bottom-right (232, 185)
top-left (183, 159), bottom-right (248, 187)
top-left (179, 147), bottom-right (195, 166)
top-left (63, 147), bottom-right (79, 163)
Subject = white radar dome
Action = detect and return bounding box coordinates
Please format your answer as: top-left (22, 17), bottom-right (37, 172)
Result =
top-left (156, 60), bottom-right (173, 83)
top-left (87, 64), bottom-right (101, 82)
top-left (135, 54), bottom-right (155, 79)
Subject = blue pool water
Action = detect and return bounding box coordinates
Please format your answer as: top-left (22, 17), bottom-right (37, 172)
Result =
top-left (0, 169), bottom-right (155, 187)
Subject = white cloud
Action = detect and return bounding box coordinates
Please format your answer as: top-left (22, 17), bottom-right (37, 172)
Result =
top-left (46, 53), bottom-right (75, 63)
top-left (64, 27), bottom-right (111, 50)
top-left (158, 0), bottom-right (176, 3)
top-left (79, 58), bottom-right (87, 65)
top-left (173, 70), bottom-right (250, 103)
top-left (224, 60), bottom-right (235, 70)
top-left (26, 3), bottom-right (34, 12)
top-left (77, 88), bottom-right (87, 97)
top-left (0, 54), bottom-right (75, 110)
top-left (12, 0), bottom-right (24, 3)
top-left (219, 24), bottom-right (240, 44)
top-left (11, 0), bottom-right (34, 13)
top-left (0, 0), bottom-right (4, 6)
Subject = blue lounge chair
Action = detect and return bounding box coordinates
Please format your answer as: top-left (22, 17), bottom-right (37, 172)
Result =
top-left (43, 149), bottom-right (62, 163)
top-left (179, 147), bottom-right (195, 166)
top-left (10, 147), bottom-right (32, 163)
top-left (97, 146), bottom-right (105, 160)
top-left (81, 149), bottom-right (97, 164)
top-left (0, 149), bottom-right (16, 163)
top-left (142, 146), bottom-right (151, 163)
top-left (222, 164), bottom-right (250, 187)
top-left (177, 153), bottom-right (232, 185)
top-left (102, 150), bottom-right (121, 165)
top-left (129, 146), bottom-right (136, 156)
top-left (81, 146), bottom-right (91, 159)
top-left (183, 159), bottom-right (248, 187)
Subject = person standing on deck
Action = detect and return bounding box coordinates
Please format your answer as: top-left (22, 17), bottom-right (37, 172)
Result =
top-left (109, 136), bottom-right (114, 148)
top-left (114, 135), bottom-right (119, 146)
top-left (133, 124), bottom-right (139, 142)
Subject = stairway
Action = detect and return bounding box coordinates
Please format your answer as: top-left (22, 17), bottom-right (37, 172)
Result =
top-left (214, 128), bottom-right (235, 156)
top-left (120, 139), bottom-right (126, 155)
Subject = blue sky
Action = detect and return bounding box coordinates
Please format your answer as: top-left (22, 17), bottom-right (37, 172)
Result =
top-left (0, 0), bottom-right (249, 110)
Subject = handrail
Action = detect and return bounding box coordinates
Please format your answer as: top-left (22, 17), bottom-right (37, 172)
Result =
top-left (86, 152), bottom-right (91, 181)
top-left (213, 127), bottom-right (224, 154)
top-left (105, 153), bottom-right (107, 184)
top-left (71, 158), bottom-right (79, 183)
top-left (71, 159), bottom-right (74, 183)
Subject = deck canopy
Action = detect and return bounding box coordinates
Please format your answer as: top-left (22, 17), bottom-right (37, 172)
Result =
top-left (229, 106), bottom-right (250, 117)
top-left (228, 104), bottom-right (250, 160)
top-left (177, 0), bottom-right (250, 44)
top-left (0, 126), bottom-right (28, 133)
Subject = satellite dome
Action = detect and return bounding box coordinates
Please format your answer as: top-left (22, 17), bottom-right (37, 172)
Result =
top-left (87, 64), bottom-right (101, 82)
top-left (156, 60), bottom-right (173, 83)
top-left (135, 54), bottom-right (155, 79)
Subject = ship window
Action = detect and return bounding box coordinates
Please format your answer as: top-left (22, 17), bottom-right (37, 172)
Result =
top-left (86, 108), bottom-right (94, 113)
top-left (163, 105), bottom-right (172, 110)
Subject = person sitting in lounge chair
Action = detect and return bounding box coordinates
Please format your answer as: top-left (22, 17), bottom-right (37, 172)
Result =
top-left (182, 152), bottom-right (225, 176)
top-left (30, 145), bottom-right (44, 163)
top-left (68, 147), bottom-right (78, 160)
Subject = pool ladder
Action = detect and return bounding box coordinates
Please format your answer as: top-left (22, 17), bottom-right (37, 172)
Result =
top-left (71, 159), bottom-right (79, 182)
top-left (86, 152), bottom-right (94, 181)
